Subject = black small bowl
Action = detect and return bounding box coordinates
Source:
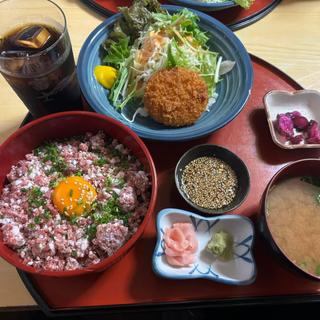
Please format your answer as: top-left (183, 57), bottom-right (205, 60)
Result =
top-left (175, 144), bottom-right (250, 215)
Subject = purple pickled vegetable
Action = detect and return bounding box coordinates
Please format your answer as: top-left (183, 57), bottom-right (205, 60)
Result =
top-left (307, 136), bottom-right (320, 144)
top-left (286, 111), bottom-right (301, 119)
top-left (275, 112), bottom-right (320, 145)
top-left (276, 114), bottom-right (294, 138)
top-left (289, 134), bottom-right (304, 145)
top-left (306, 120), bottom-right (320, 144)
top-left (292, 116), bottom-right (309, 130)
top-left (307, 120), bottom-right (320, 139)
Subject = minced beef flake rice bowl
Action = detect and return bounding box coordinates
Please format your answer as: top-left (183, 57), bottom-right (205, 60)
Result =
top-left (0, 112), bottom-right (156, 275)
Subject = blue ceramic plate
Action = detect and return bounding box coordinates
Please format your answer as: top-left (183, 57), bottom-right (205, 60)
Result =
top-left (167, 0), bottom-right (236, 12)
top-left (152, 208), bottom-right (256, 285)
top-left (77, 5), bottom-right (253, 141)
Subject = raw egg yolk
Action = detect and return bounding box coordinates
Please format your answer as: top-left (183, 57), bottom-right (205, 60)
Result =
top-left (52, 176), bottom-right (97, 217)
top-left (94, 65), bottom-right (117, 89)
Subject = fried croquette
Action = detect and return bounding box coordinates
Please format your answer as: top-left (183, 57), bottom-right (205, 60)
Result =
top-left (143, 67), bottom-right (208, 127)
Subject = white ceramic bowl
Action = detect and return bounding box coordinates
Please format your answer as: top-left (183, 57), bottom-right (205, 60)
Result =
top-left (152, 208), bottom-right (256, 285)
top-left (264, 89), bottom-right (320, 149)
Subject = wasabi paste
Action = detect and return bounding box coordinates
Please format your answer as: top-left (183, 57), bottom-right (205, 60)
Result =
top-left (206, 230), bottom-right (234, 261)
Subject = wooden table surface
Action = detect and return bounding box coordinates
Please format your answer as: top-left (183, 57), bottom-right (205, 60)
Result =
top-left (0, 0), bottom-right (320, 309)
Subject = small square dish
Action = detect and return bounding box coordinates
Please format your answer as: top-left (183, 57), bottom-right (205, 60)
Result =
top-left (152, 208), bottom-right (256, 285)
top-left (263, 89), bottom-right (320, 149)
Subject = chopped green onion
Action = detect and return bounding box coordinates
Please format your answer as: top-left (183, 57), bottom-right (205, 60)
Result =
top-left (69, 216), bottom-right (78, 225)
top-left (27, 223), bottom-right (36, 230)
top-left (28, 187), bottom-right (46, 208)
top-left (71, 250), bottom-right (77, 258)
top-left (43, 209), bottom-right (52, 220)
top-left (34, 216), bottom-right (42, 224)
top-left (86, 224), bottom-right (97, 241)
top-left (94, 157), bottom-right (108, 166)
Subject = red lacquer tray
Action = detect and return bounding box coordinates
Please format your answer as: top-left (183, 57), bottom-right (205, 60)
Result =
top-left (18, 55), bottom-right (320, 316)
top-left (81, 0), bottom-right (281, 31)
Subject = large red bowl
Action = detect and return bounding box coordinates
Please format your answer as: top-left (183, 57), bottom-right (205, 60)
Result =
top-left (0, 111), bottom-right (157, 277)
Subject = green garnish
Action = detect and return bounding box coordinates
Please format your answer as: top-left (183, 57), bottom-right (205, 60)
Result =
top-left (74, 170), bottom-right (83, 176)
top-left (27, 223), bottom-right (36, 230)
top-left (33, 148), bottom-right (40, 156)
top-left (86, 224), bottom-right (97, 241)
top-left (316, 265), bottom-right (320, 276)
top-left (28, 187), bottom-right (46, 208)
top-left (41, 142), bottom-right (59, 161)
top-left (92, 212), bottom-right (113, 225)
top-left (69, 189), bottom-right (74, 197)
top-left (34, 216), bottom-right (42, 224)
top-left (113, 177), bottom-right (125, 188)
top-left (93, 197), bottom-right (129, 226)
top-left (43, 209), bottom-right (52, 220)
top-left (77, 199), bottom-right (83, 206)
top-left (94, 157), bottom-right (108, 166)
top-left (103, 36), bottom-right (131, 68)
top-left (105, 176), bottom-right (113, 189)
top-left (234, 0), bottom-right (255, 9)
top-left (48, 173), bottom-right (65, 189)
top-left (71, 250), bottom-right (77, 258)
top-left (36, 142), bottom-right (68, 174)
top-left (316, 194), bottom-right (320, 204)
top-left (21, 188), bottom-right (28, 193)
top-left (90, 201), bottom-right (98, 212)
top-left (49, 180), bottom-right (57, 188)
top-left (69, 216), bottom-right (78, 225)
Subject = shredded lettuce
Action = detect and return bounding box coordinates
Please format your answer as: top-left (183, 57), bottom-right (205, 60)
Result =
top-left (196, 0), bottom-right (255, 9)
top-left (99, 1), bottom-right (235, 114)
top-left (167, 39), bottom-right (218, 97)
top-left (102, 37), bottom-right (130, 68)
top-left (151, 9), bottom-right (209, 47)
top-left (234, 0), bottom-right (255, 9)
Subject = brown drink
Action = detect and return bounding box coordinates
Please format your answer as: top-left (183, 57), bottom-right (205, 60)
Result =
top-left (0, 0), bottom-right (82, 118)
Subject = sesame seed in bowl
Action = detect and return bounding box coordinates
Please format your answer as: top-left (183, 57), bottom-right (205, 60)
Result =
top-left (175, 144), bottom-right (250, 215)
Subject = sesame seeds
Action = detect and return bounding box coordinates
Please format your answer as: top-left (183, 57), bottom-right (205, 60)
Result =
top-left (181, 157), bottom-right (238, 210)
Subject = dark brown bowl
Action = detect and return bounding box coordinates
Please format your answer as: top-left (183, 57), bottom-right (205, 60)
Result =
top-left (260, 158), bottom-right (320, 281)
top-left (175, 144), bottom-right (250, 215)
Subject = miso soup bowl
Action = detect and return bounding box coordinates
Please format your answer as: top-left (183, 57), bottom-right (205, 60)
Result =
top-left (260, 158), bottom-right (320, 281)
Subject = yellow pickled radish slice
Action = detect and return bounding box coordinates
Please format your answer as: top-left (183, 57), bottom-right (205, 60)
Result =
top-left (94, 65), bottom-right (117, 89)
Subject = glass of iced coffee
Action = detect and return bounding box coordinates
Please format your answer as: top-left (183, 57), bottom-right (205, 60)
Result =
top-left (0, 0), bottom-right (82, 118)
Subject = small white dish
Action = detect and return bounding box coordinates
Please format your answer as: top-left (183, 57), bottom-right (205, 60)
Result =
top-left (263, 89), bottom-right (320, 149)
top-left (152, 208), bottom-right (256, 285)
